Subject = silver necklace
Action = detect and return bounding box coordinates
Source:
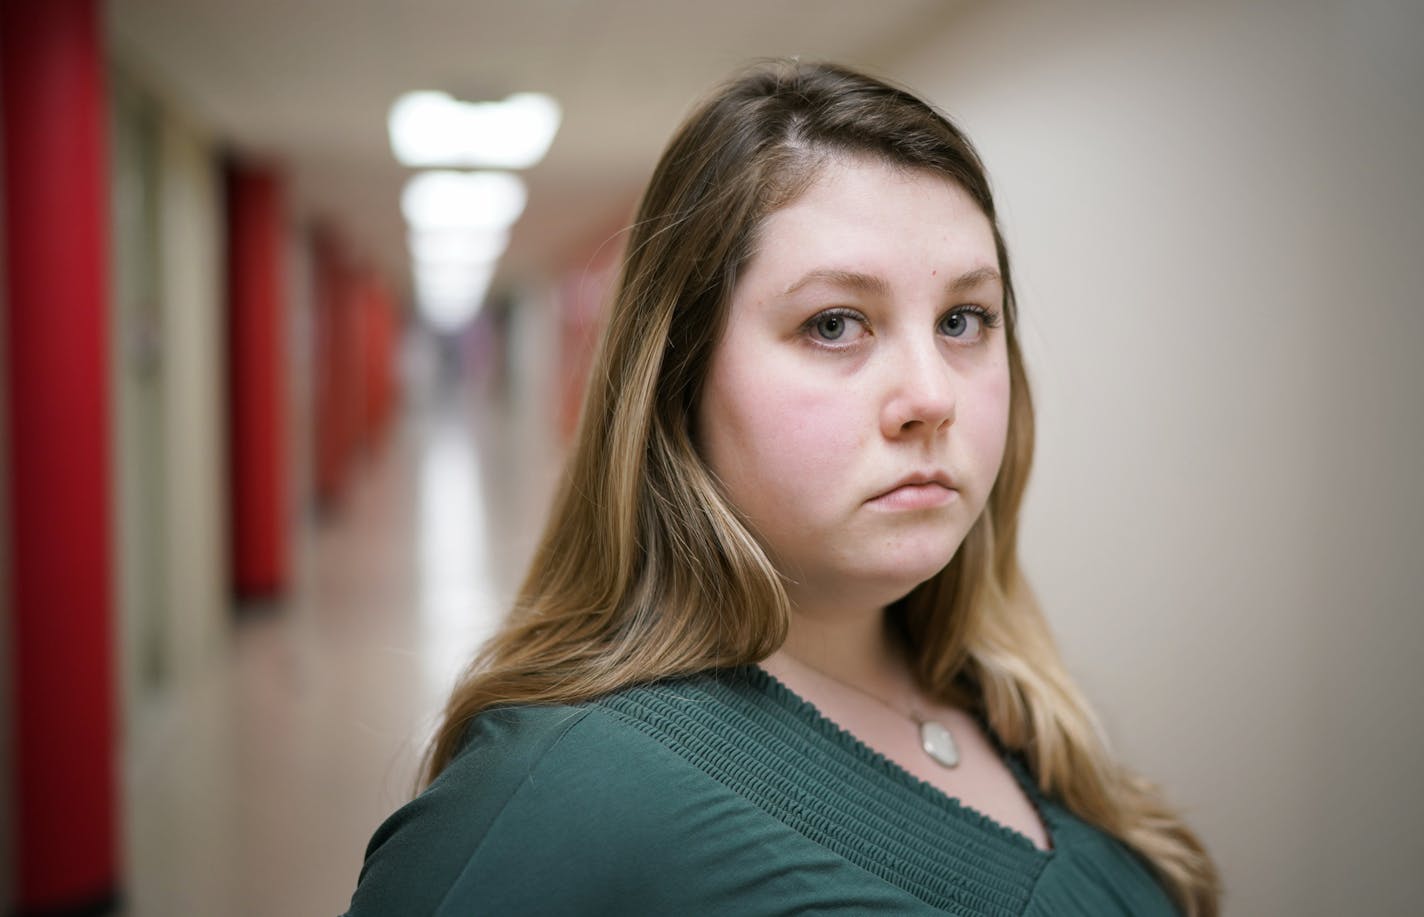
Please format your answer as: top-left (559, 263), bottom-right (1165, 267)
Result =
top-left (788, 658), bottom-right (961, 769)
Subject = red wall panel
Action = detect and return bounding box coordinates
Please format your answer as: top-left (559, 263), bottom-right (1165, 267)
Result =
top-left (226, 166), bottom-right (290, 597)
top-left (1, 0), bottom-right (120, 909)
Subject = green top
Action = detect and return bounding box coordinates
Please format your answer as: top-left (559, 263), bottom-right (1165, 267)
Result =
top-left (345, 667), bottom-right (1177, 915)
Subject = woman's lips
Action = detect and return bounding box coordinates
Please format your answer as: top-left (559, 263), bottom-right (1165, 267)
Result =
top-left (866, 482), bottom-right (958, 511)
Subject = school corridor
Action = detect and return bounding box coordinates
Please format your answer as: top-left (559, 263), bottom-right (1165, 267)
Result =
top-left (2, 1), bottom-right (1421, 915)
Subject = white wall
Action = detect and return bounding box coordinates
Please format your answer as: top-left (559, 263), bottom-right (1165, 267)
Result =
top-left (486, 282), bottom-right (566, 604)
top-left (156, 110), bottom-right (228, 687)
top-left (111, 57), bottom-right (230, 740)
top-left (896, 1), bottom-right (1423, 913)
top-left (110, 71), bottom-right (168, 714)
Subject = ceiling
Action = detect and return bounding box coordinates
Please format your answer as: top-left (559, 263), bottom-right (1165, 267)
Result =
top-left (107, 0), bottom-right (964, 298)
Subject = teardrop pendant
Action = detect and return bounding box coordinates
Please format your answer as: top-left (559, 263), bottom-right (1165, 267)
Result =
top-left (919, 720), bottom-right (960, 768)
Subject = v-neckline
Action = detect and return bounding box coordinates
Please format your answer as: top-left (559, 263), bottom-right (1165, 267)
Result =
top-left (596, 668), bottom-right (1059, 913)
top-left (745, 664), bottom-right (1058, 857)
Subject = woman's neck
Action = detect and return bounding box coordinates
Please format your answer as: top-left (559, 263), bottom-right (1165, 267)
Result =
top-left (767, 605), bottom-right (911, 699)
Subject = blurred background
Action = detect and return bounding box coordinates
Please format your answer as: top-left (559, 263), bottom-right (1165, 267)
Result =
top-left (1, 0), bottom-right (1421, 914)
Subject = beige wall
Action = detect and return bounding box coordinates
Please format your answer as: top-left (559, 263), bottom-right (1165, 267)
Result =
top-left (896, 1), bottom-right (1423, 913)
top-left (111, 61), bottom-right (229, 724)
top-left (111, 70), bottom-right (167, 716)
top-left (156, 111), bottom-right (228, 688)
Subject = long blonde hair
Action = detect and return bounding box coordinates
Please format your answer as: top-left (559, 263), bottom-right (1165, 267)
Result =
top-left (424, 60), bottom-right (1219, 915)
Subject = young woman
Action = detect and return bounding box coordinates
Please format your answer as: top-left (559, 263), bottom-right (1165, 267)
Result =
top-left (346, 61), bottom-right (1219, 915)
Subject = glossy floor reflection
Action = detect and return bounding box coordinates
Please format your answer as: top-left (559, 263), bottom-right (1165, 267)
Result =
top-left (123, 373), bottom-right (562, 916)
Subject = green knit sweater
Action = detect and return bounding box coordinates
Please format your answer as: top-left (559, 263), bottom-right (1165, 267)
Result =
top-left (345, 667), bottom-right (1177, 915)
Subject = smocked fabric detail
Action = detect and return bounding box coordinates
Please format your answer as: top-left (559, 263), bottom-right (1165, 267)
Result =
top-left (594, 667), bottom-right (1051, 915)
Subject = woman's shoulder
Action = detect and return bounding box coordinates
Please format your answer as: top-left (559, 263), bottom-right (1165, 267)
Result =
top-left (344, 679), bottom-right (752, 916)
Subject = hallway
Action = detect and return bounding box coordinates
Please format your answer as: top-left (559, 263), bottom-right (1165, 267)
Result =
top-left (121, 373), bottom-right (562, 916)
top-left (5, 2), bottom-right (1423, 913)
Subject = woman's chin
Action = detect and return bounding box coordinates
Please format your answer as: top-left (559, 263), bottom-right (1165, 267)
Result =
top-left (877, 544), bottom-right (960, 589)
top-left (799, 562), bottom-right (956, 615)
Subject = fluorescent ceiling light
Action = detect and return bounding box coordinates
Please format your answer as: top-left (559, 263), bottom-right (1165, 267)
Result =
top-left (389, 90), bottom-right (561, 169)
top-left (415, 265), bottom-right (493, 298)
top-left (402, 171), bottom-right (526, 233)
top-left (419, 290), bottom-right (490, 333)
top-left (414, 258), bottom-right (494, 290)
top-left (415, 264), bottom-right (494, 334)
top-left (408, 228), bottom-right (510, 265)
top-left (415, 267), bottom-right (493, 300)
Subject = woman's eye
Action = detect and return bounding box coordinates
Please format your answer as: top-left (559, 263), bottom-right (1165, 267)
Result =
top-left (815, 314), bottom-right (848, 340)
top-left (939, 308), bottom-right (987, 340)
top-left (807, 310), bottom-right (863, 343)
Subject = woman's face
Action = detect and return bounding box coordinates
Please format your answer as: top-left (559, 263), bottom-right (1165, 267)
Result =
top-left (696, 154), bottom-right (1012, 616)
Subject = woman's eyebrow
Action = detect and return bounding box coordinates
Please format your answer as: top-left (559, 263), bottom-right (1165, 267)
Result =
top-left (781, 265), bottom-right (1002, 297)
top-left (948, 265), bottom-right (1003, 294)
top-left (782, 268), bottom-right (889, 298)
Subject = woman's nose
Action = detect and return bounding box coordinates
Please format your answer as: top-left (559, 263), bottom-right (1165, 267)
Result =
top-left (880, 339), bottom-right (957, 438)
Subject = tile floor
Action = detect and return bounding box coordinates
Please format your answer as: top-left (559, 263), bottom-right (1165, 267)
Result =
top-left (122, 375), bottom-right (563, 916)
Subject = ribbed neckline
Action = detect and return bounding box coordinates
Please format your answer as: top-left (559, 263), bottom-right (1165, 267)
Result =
top-left (742, 664), bottom-right (1060, 856)
top-left (593, 666), bottom-right (1057, 914)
